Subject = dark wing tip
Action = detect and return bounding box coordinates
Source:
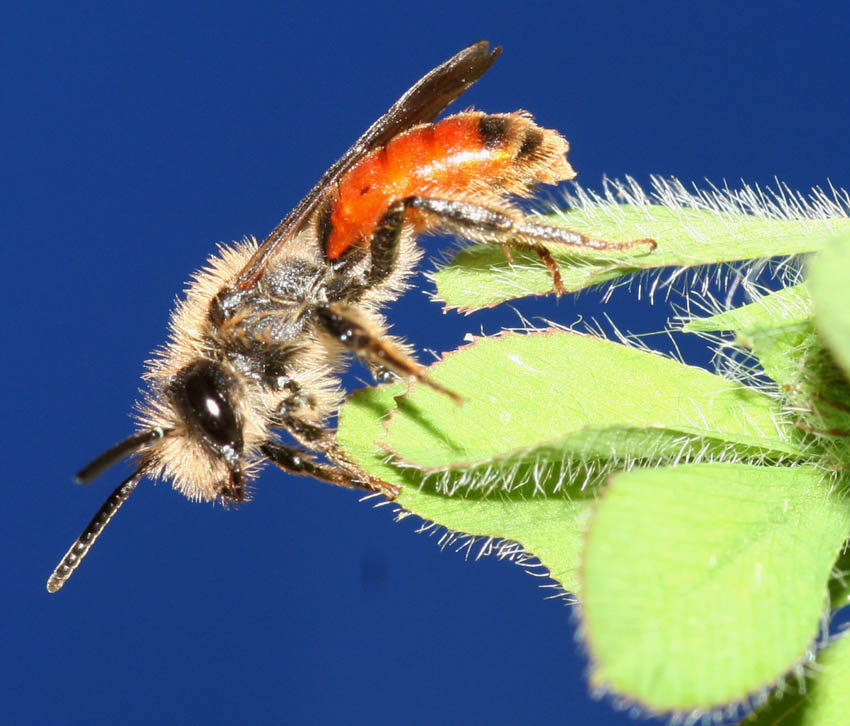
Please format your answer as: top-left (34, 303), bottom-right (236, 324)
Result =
top-left (467, 40), bottom-right (503, 62)
top-left (452, 40), bottom-right (502, 85)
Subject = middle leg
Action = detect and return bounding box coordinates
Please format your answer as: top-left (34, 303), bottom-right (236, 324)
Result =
top-left (314, 303), bottom-right (461, 403)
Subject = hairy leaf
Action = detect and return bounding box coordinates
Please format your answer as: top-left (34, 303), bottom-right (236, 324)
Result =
top-left (745, 631), bottom-right (850, 725)
top-left (434, 204), bottom-right (849, 310)
top-left (337, 384), bottom-right (593, 594)
top-left (737, 321), bottom-right (816, 388)
top-left (810, 234), bottom-right (850, 382)
top-left (337, 331), bottom-right (810, 597)
top-left (377, 330), bottom-right (804, 477)
top-left (581, 463), bottom-right (850, 712)
top-left (684, 284), bottom-right (811, 333)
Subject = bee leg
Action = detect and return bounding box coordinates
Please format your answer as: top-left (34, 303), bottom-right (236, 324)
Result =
top-left (261, 441), bottom-right (399, 499)
top-left (368, 363), bottom-right (401, 384)
top-left (275, 382), bottom-right (335, 447)
top-left (314, 304), bottom-right (462, 404)
top-left (367, 200), bottom-right (406, 285)
top-left (366, 336), bottom-right (419, 385)
top-left (402, 196), bottom-right (656, 296)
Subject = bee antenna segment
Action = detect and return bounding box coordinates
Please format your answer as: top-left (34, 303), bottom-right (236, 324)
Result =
top-left (75, 428), bottom-right (165, 484)
top-left (47, 465), bottom-right (146, 593)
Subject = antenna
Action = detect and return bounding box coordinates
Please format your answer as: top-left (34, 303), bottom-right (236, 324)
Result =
top-left (47, 466), bottom-right (145, 593)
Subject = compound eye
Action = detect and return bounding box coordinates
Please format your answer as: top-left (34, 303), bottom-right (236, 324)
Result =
top-left (176, 361), bottom-right (243, 450)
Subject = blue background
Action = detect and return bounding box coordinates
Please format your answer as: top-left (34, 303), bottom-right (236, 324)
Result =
top-left (5, 2), bottom-right (849, 724)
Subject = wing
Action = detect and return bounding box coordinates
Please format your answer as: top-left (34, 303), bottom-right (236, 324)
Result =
top-left (234, 40), bottom-right (502, 289)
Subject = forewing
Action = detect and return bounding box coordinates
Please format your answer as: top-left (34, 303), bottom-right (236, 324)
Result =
top-left (235, 40), bottom-right (502, 289)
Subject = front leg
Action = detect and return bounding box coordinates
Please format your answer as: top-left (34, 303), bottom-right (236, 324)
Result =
top-left (261, 441), bottom-right (399, 499)
top-left (273, 379), bottom-right (338, 452)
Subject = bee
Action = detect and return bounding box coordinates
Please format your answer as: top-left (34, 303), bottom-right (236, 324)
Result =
top-left (47, 41), bottom-right (654, 593)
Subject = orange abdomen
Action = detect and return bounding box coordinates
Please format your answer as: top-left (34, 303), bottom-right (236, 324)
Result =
top-left (324, 112), bottom-right (574, 259)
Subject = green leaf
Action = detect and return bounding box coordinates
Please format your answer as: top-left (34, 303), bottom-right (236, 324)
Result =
top-left (734, 319), bottom-right (850, 467)
top-left (377, 330), bottom-right (805, 476)
top-left (827, 544), bottom-right (850, 611)
top-left (434, 204), bottom-right (850, 310)
top-left (737, 320), bottom-right (815, 388)
top-left (680, 286), bottom-right (816, 389)
top-left (681, 261), bottom-right (850, 458)
top-left (581, 463), bottom-right (850, 712)
top-left (337, 331), bottom-right (809, 597)
top-left (397, 488), bottom-right (595, 597)
top-left (335, 383), bottom-right (415, 487)
top-left (809, 234), bottom-right (850, 382)
top-left (744, 631), bottom-right (850, 725)
top-left (684, 284), bottom-right (811, 333)
top-left (337, 383), bottom-right (594, 595)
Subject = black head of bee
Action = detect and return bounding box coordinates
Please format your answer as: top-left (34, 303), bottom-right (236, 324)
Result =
top-left (168, 359), bottom-right (245, 500)
top-left (170, 360), bottom-right (243, 453)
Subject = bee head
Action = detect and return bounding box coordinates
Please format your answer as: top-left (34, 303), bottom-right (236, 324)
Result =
top-left (47, 358), bottom-right (257, 593)
top-left (165, 359), bottom-right (246, 501)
